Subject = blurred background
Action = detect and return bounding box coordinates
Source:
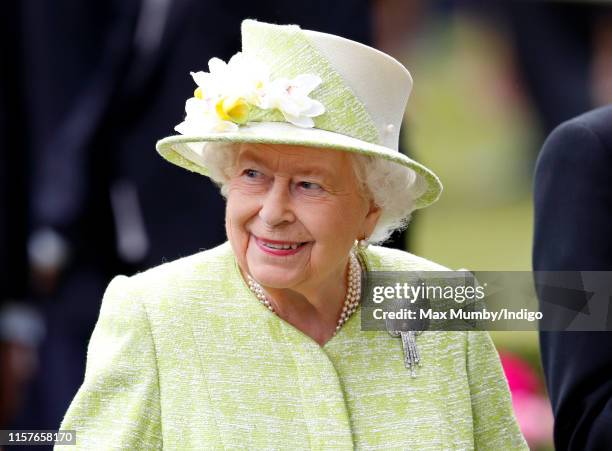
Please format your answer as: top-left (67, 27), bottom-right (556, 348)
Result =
top-left (2, 0), bottom-right (612, 449)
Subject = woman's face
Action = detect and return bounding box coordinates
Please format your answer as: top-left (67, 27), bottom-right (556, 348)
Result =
top-left (226, 143), bottom-right (381, 291)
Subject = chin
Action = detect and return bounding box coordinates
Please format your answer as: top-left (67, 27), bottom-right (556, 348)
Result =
top-left (249, 265), bottom-right (304, 289)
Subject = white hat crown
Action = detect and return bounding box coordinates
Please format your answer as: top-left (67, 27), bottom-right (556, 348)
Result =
top-left (300, 28), bottom-right (413, 150)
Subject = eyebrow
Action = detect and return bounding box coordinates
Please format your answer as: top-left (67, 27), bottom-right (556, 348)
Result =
top-left (238, 149), bottom-right (336, 180)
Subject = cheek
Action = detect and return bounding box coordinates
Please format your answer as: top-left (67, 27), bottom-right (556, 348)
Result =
top-left (331, 199), bottom-right (370, 244)
top-left (305, 202), bottom-right (363, 247)
top-left (225, 199), bottom-right (253, 273)
top-left (225, 189), bottom-right (255, 246)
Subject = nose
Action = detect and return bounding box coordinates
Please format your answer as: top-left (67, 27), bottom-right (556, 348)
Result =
top-left (258, 178), bottom-right (295, 227)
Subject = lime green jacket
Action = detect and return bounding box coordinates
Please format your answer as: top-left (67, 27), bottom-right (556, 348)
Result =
top-left (57, 242), bottom-right (527, 450)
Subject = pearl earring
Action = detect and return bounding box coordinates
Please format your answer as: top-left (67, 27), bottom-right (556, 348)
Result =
top-left (357, 238), bottom-right (369, 250)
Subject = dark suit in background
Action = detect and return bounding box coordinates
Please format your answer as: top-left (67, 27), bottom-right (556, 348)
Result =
top-left (534, 105), bottom-right (612, 450)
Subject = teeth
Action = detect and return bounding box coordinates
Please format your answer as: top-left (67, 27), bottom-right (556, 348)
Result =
top-left (262, 241), bottom-right (301, 250)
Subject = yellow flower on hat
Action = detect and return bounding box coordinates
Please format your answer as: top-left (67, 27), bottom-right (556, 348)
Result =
top-left (215, 96), bottom-right (250, 124)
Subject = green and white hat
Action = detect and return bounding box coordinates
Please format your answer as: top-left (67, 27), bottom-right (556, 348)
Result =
top-left (156, 19), bottom-right (442, 208)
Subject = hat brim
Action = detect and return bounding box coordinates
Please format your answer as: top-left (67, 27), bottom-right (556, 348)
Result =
top-left (156, 121), bottom-right (442, 209)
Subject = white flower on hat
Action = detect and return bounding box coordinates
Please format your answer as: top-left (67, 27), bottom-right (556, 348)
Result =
top-left (175, 52), bottom-right (325, 134)
top-left (175, 97), bottom-right (239, 134)
top-left (192, 53), bottom-right (270, 104)
top-left (258, 74), bottom-right (325, 128)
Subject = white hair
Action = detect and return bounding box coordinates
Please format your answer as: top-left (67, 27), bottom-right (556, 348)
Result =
top-left (200, 142), bottom-right (427, 244)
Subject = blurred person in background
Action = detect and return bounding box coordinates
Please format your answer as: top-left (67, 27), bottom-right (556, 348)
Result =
top-left (449, 1), bottom-right (612, 157)
top-left (534, 105), bottom-right (612, 450)
top-left (497, 1), bottom-right (612, 135)
top-left (0, 1), bottom-right (45, 431)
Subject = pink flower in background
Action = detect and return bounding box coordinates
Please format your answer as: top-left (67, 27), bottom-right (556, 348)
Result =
top-left (500, 352), bottom-right (554, 448)
top-left (502, 352), bottom-right (539, 394)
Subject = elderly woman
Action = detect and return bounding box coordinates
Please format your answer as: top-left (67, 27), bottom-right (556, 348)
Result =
top-left (58, 20), bottom-right (526, 450)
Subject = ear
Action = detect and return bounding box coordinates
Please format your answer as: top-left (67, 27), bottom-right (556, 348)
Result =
top-left (362, 200), bottom-right (382, 240)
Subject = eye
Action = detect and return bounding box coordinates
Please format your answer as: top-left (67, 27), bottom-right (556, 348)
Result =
top-left (243, 169), bottom-right (263, 179)
top-left (298, 181), bottom-right (322, 191)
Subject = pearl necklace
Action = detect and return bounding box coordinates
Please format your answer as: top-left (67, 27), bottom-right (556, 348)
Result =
top-left (246, 252), bottom-right (362, 336)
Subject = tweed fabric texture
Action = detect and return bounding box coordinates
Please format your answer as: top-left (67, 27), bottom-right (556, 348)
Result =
top-left (57, 242), bottom-right (527, 450)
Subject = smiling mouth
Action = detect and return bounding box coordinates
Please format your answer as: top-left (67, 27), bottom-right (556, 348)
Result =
top-left (253, 236), bottom-right (310, 252)
top-left (263, 242), bottom-right (303, 250)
